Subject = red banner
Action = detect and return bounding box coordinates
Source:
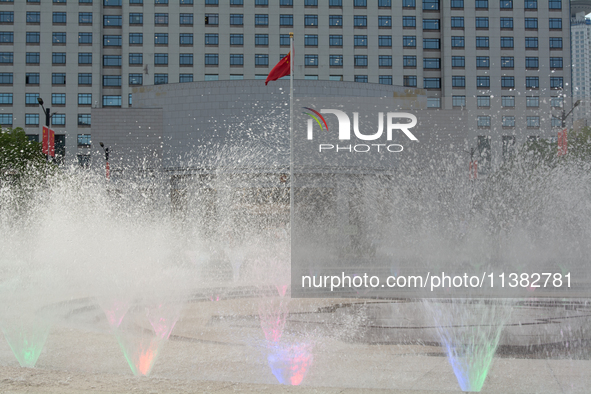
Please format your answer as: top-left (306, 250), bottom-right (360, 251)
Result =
top-left (557, 128), bottom-right (567, 156)
top-left (42, 126), bottom-right (55, 157)
top-left (42, 126), bottom-right (48, 155)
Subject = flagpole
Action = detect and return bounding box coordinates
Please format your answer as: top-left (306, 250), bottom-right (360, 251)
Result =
top-left (289, 32), bottom-right (294, 237)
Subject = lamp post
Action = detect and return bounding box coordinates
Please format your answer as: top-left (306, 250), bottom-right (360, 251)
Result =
top-left (37, 97), bottom-right (51, 161)
top-left (99, 141), bottom-right (110, 180)
top-left (561, 99), bottom-right (581, 128)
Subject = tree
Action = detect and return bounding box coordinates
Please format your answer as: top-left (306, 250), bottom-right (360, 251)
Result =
top-left (0, 127), bottom-right (53, 185)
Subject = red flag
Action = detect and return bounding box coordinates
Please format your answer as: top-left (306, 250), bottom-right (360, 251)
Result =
top-left (557, 128), bottom-right (567, 156)
top-left (265, 52), bottom-right (290, 85)
top-left (42, 126), bottom-right (48, 155)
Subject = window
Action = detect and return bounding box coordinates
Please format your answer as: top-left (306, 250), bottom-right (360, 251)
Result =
top-left (500, 18), bottom-right (513, 29)
top-left (549, 37), bottom-right (562, 49)
top-left (304, 35), bottom-right (317, 46)
top-left (180, 33), bottom-right (193, 45)
top-left (477, 116), bottom-right (490, 127)
top-left (280, 34), bottom-right (290, 46)
top-left (427, 98), bottom-right (441, 108)
top-left (77, 134), bottom-right (91, 147)
top-left (353, 16), bottom-right (366, 27)
top-left (423, 19), bottom-right (439, 30)
top-left (305, 54), bottom-right (318, 66)
top-left (26, 93), bottom-right (39, 104)
top-left (25, 114), bottom-right (39, 126)
top-left (179, 54), bottom-right (193, 66)
top-left (549, 19), bottom-right (562, 29)
top-left (524, 18), bottom-right (538, 29)
top-left (205, 14), bottom-right (218, 25)
top-left (329, 55), bottom-right (343, 66)
top-left (329, 0), bottom-right (342, 6)
top-left (78, 73), bottom-right (92, 85)
top-left (500, 37), bottom-right (514, 48)
top-left (103, 55), bottom-right (121, 66)
top-left (181, 0), bottom-right (194, 4)
top-left (403, 0), bottom-right (415, 6)
top-left (452, 76), bottom-right (465, 87)
top-left (423, 0), bottom-right (439, 10)
top-left (129, 53), bottom-right (143, 64)
top-left (526, 96), bottom-right (539, 107)
top-left (403, 36), bottom-right (416, 47)
top-left (475, 17), bottom-right (488, 28)
top-left (155, 0), bottom-right (168, 4)
top-left (230, 14), bottom-right (243, 25)
top-left (550, 57), bottom-right (563, 69)
top-left (477, 136), bottom-right (491, 171)
top-left (549, 0), bottom-right (561, 9)
top-left (501, 57), bottom-right (514, 68)
top-left (354, 0), bottom-right (366, 6)
top-left (78, 93), bottom-right (92, 105)
top-left (477, 76), bottom-right (490, 88)
top-left (500, 1), bottom-right (512, 9)
top-left (79, 12), bottom-right (92, 24)
top-left (346, 55), bottom-right (365, 68)
top-left (27, 32), bottom-right (40, 43)
top-left (502, 116), bottom-right (515, 127)
top-left (78, 53), bottom-right (92, 64)
top-left (451, 17), bottom-right (464, 28)
top-left (255, 14), bottom-right (268, 26)
top-left (154, 74), bottom-right (168, 85)
top-left (230, 34), bottom-right (243, 45)
top-left (451, 36), bottom-right (464, 48)
top-left (206, 33), bottom-right (219, 45)
top-left (402, 55), bottom-right (415, 67)
top-left (525, 57), bottom-right (538, 68)
top-left (550, 77), bottom-right (563, 89)
top-left (103, 75), bottom-right (121, 87)
top-left (354, 35), bottom-right (367, 47)
top-left (0, 32), bottom-right (13, 43)
top-left (130, 33), bottom-right (143, 45)
top-left (526, 76), bottom-right (539, 88)
top-left (255, 54), bottom-right (268, 66)
top-left (205, 0), bottom-right (218, 4)
top-left (477, 96), bottom-right (490, 107)
top-left (403, 16), bottom-right (416, 27)
top-left (452, 56), bottom-right (465, 67)
top-left (329, 35), bottom-right (342, 46)
top-left (79, 33), bottom-right (92, 44)
top-left (305, 0), bottom-right (318, 5)
top-left (502, 96), bottom-right (515, 107)
top-left (180, 13), bottom-right (193, 25)
top-left (377, 76), bottom-right (392, 85)
top-left (0, 52), bottom-right (12, 63)
top-left (378, 16), bottom-right (392, 27)
top-left (423, 58), bottom-right (440, 69)
top-left (423, 38), bottom-right (440, 49)
top-left (52, 93), bottom-right (66, 105)
top-left (53, 12), bottom-right (67, 24)
top-left (525, 37), bottom-right (538, 48)
top-left (104, 0), bottom-right (122, 4)
top-left (476, 56), bottom-right (489, 68)
top-left (52, 73), bottom-right (66, 85)
top-left (103, 35), bottom-right (122, 46)
top-left (128, 73), bottom-right (142, 85)
top-left (25, 73), bottom-right (38, 85)
top-left (501, 76), bottom-right (515, 88)
top-left (179, 74), bottom-right (193, 83)
top-left (0, 93), bottom-right (12, 104)
top-left (129, 13), bottom-right (143, 24)
top-left (476, 37), bottom-right (489, 48)
top-left (230, 54), bottom-right (243, 65)
top-left (281, 15), bottom-right (294, 26)
top-left (103, 95), bottom-right (121, 106)
top-left (379, 0), bottom-right (392, 6)
top-left (452, 96), bottom-right (466, 107)
top-left (527, 116), bottom-right (540, 127)
top-left (51, 33), bottom-right (66, 44)
top-left (155, 33), bottom-right (168, 45)
top-left (154, 53), bottom-right (168, 65)
top-left (280, 0), bottom-right (293, 5)
top-left (502, 136), bottom-right (516, 159)
top-left (255, 34), bottom-right (269, 46)
top-left (0, 113), bottom-right (12, 125)
top-left (130, 0), bottom-right (142, 3)
top-left (552, 116), bottom-right (562, 128)
top-left (475, 0), bottom-right (488, 8)
top-left (153, 14), bottom-right (168, 25)
top-left (424, 78), bottom-right (441, 89)
top-left (1, 12), bottom-right (14, 23)
top-left (104, 15), bottom-right (122, 26)
top-left (380, 55), bottom-right (393, 67)
top-left (26, 52), bottom-right (40, 64)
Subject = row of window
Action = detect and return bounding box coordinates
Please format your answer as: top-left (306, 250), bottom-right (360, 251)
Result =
top-left (403, 76), bottom-right (563, 89)
top-left (18, 114), bottom-right (91, 127)
top-left (405, 56), bottom-right (563, 69)
top-left (403, 17), bottom-right (562, 30)
top-left (403, 36), bottom-right (563, 49)
top-left (5, 0), bottom-right (191, 4)
top-left (475, 115), bottom-right (556, 128)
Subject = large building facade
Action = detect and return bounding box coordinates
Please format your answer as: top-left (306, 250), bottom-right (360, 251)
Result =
top-left (0, 0), bottom-right (589, 164)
